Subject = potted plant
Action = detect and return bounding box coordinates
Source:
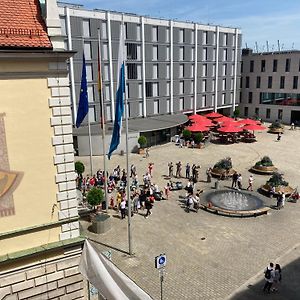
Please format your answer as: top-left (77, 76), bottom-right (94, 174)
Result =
top-left (268, 121), bottom-right (284, 134)
top-left (194, 132), bottom-right (204, 148)
top-left (250, 156), bottom-right (278, 174)
top-left (211, 157), bottom-right (236, 178)
top-left (261, 172), bottom-right (294, 195)
top-left (87, 187), bottom-right (104, 212)
top-left (138, 135), bottom-right (147, 154)
top-left (182, 129), bottom-right (192, 141)
top-left (233, 108), bottom-right (240, 120)
top-left (75, 161), bottom-right (85, 189)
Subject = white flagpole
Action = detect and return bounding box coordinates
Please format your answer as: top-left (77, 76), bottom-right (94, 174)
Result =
top-left (97, 28), bottom-right (109, 212)
top-left (121, 16), bottom-right (133, 255)
top-left (87, 111), bottom-right (93, 176)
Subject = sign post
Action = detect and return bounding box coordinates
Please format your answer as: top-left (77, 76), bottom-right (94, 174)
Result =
top-left (155, 254), bottom-right (167, 300)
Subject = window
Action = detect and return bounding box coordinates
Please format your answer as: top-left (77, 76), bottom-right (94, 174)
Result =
top-left (60, 17), bottom-right (66, 35)
top-left (230, 78), bottom-right (234, 90)
top-left (106, 105), bottom-right (112, 121)
top-left (82, 19), bottom-right (90, 37)
top-left (101, 22), bottom-right (107, 39)
top-left (232, 50), bottom-right (235, 62)
top-left (166, 99), bottom-right (170, 113)
top-left (203, 48), bottom-right (207, 61)
top-left (212, 64), bottom-right (216, 77)
top-left (212, 94), bottom-right (215, 106)
top-left (126, 103), bottom-right (130, 118)
top-left (125, 23), bottom-right (128, 39)
top-left (223, 49), bottom-right (228, 61)
top-left (261, 60), bottom-right (266, 72)
top-left (223, 33), bottom-right (228, 46)
top-left (86, 64), bottom-right (93, 81)
top-left (179, 64), bottom-right (184, 78)
top-left (152, 45), bottom-right (158, 61)
top-left (166, 28), bottom-right (169, 43)
top-left (255, 107), bottom-right (259, 116)
top-left (88, 106), bottom-right (96, 122)
top-left (230, 92), bottom-right (233, 103)
top-left (280, 76), bottom-right (285, 89)
top-left (202, 64), bottom-right (207, 76)
top-left (278, 109), bottom-right (283, 120)
top-left (244, 107), bottom-right (248, 117)
top-left (179, 81), bottom-right (184, 94)
top-left (212, 79), bottom-right (215, 92)
top-left (153, 100), bottom-right (159, 114)
top-left (87, 86), bottom-right (94, 103)
top-left (256, 76), bottom-right (261, 88)
top-left (241, 61), bottom-right (243, 73)
top-left (84, 42), bottom-right (92, 60)
top-left (166, 82), bottom-right (170, 96)
top-left (127, 64), bottom-right (138, 79)
top-left (146, 82), bottom-right (153, 97)
top-left (285, 58), bottom-right (291, 72)
top-left (166, 46), bottom-right (170, 60)
top-left (102, 44), bottom-right (108, 60)
top-left (191, 30), bottom-right (194, 44)
top-left (137, 65), bottom-right (142, 79)
top-left (138, 102), bottom-right (143, 116)
top-left (222, 64), bottom-right (227, 76)
top-left (153, 64), bottom-right (158, 79)
top-left (222, 93), bottom-right (226, 105)
top-left (266, 108), bottom-right (270, 119)
top-left (179, 97), bottom-right (184, 111)
top-left (231, 64), bottom-right (234, 76)
top-left (191, 48), bottom-right (194, 61)
top-left (104, 64), bottom-right (109, 81)
top-left (202, 79), bottom-right (207, 92)
top-left (137, 45), bottom-right (141, 60)
top-left (293, 76), bottom-right (298, 89)
top-left (240, 78), bottom-right (243, 88)
top-left (273, 59), bottom-right (277, 72)
top-left (203, 31), bottom-right (207, 44)
top-left (153, 82), bottom-right (159, 97)
top-left (250, 60), bottom-right (254, 72)
top-left (126, 43), bottom-right (137, 60)
top-left (268, 76), bottom-right (273, 89)
top-left (138, 83), bottom-right (142, 98)
top-left (222, 78), bottom-right (226, 90)
top-left (179, 29), bottom-right (184, 43)
top-left (212, 49), bottom-right (216, 61)
top-left (191, 65), bottom-right (194, 77)
top-left (191, 81), bottom-right (194, 93)
top-left (152, 26), bottom-right (158, 41)
top-left (202, 95), bottom-right (207, 107)
top-left (179, 47), bottom-right (184, 60)
top-left (245, 76), bottom-right (249, 88)
top-left (248, 92), bottom-right (253, 103)
top-left (166, 64), bottom-right (170, 79)
top-left (126, 83), bottom-right (129, 99)
top-left (136, 25), bottom-right (141, 40)
top-left (105, 85), bottom-right (110, 100)
top-left (190, 96), bottom-right (194, 109)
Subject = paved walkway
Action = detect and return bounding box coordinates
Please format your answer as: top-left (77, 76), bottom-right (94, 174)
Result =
top-left (78, 127), bottom-right (300, 300)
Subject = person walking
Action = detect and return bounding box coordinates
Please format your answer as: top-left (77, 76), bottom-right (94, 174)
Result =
top-left (145, 147), bottom-right (150, 158)
top-left (237, 174), bottom-right (243, 190)
top-left (176, 161), bottom-right (182, 178)
top-left (247, 175), bottom-right (254, 191)
top-left (232, 171), bottom-right (238, 188)
top-left (168, 162), bottom-right (174, 177)
top-left (120, 198), bottom-right (126, 219)
top-left (144, 197), bottom-right (153, 218)
top-left (206, 167), bottom-right (212, 183)
top-left (130, 164), bottom-right (136, 178)
top-left (164, 183), bottom-right (170, 200)
top-left (272, 264), bottom-right (282, 292)
top-left (185, 163), bottom-right (191, 179)
top-left (263, 262), bottom-right (275, 293)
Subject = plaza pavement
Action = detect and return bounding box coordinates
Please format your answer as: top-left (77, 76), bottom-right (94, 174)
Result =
top-left (78, 126), bottom-right (300, 300)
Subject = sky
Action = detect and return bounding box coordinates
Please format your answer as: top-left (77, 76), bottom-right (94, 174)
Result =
top-left (61, 0), bottom-right (300, 51)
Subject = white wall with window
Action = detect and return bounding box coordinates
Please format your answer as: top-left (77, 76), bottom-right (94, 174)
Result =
top-left (138, 102), bottom-right (143, 116)
top-left (104, 64), bottom-right (109, 81)
top-left (202, 48), bottom-right (207, 61)
top-left (105, 85), bottom-right (110, 100)
top-left (152, 45), bottom-right (158, 61)
top-left (179, 47), bottom-right (184, 60)
top-left (202, 64), bottom-right (207, 76)
top-left (166, 82), bottom-right (170, 96)
top-left (203, 31), bottom-right (207, 44)
top-left (179, 81), bottom-right (184, 94)
top-left (102, 44), bottom-right (108, 60)
top-left (101, 22), bottom-right (107, 39)
top-left (153, 100), bottom-right (159, 114)
top-left (86, 64), bottom-right (93, 81)
top-left (202, 79), bottom-right (206, 92)
top-left (82, 19), bottom-right (90, 37)
top-left (222, 93), bottom-right (226, 105)
top-left (84, 42), bottom-right (91, 60)
top-left (153, 82), bottom-right (158, 97)
top-left (166, 46), bottom-right (170, 61)
top-left (152, 26), bottom-right (158, 41)
top-left (166, 64), bottom-right (170, 79)
top-left (179, 29), bottom-right (184, 43)
top-left (138, 83), bottom-right (142, 98)
top-left (179, 64), bottom-right (184, 78)
top-left (202, 95), bottom-right (206, 107)
top-left (179, 97), bottom-right (184, 110)
top-left (153, 64), bottom-right (158, 79)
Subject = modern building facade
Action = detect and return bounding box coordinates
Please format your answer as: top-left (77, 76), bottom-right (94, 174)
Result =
top-left (0, 1), bottom-right (85, 299)
top-left (58, 2), bottom-right (242, 155)
top-left (240, 48), bottom-right (300, 124)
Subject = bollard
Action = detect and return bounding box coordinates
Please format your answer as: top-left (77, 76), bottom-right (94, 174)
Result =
top-left (215, 180), bottom-right (219, 190)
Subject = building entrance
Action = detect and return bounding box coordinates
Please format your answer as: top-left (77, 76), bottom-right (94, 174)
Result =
top-left (291, 110), bottom-right (300, 126)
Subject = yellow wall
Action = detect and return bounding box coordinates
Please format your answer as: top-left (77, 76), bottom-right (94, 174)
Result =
top-left (0, 75), bottom-right (60, 255)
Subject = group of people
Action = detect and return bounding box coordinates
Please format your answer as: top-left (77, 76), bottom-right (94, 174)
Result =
top-left (167, 161), bottom-right (201, 182)
top-left (263, 262), bottom-right (282, 293)
top-left (231, 172), bottom-right (254, 191)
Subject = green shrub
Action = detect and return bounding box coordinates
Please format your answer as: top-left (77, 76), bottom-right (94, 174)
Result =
top-left (138, 135), bottom-right (147, 148)
top-left (194, 132), bottom-right (203, 144)
top-left (214, 157), bottom-right (233, 170)
top-left (233, 108), bottom-right (240, 118)
top-left (75, 161), bottom-right (85, 174)
top-left (255, 156), bottom-right (274, 167)
top-left (182, 129), bottom-right (192, 140)
top-left (267, 172), bottom-right (288, 187)
top-left (270, 121), bottom-right (283, 129)
top-left (87, 187), bottom-right (104, 208)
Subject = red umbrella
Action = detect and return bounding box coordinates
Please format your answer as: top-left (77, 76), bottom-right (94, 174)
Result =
top-left (221, 120), bottom-right (240, 127)
top-left (186, 124), bottom-right (210, 132)
top-left (218, 125), bottom-right (243, 133)
top-left (189, 115), bottom-right (214, 126)
top-left (243, 124), bottom-right (267, 131)
top-left (237, 118), bottom-right (260, 125)
top-left (216, 116), bottom-right (235, 123)
top-left (205, 112), bottom-right (223, 119)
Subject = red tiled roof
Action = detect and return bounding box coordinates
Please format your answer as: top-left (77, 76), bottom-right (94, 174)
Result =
top-left (0, 0), bottom-right (52, 49)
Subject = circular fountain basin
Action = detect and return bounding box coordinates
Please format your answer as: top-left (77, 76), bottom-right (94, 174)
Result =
top-left (202, 189), bottom-right (270, 217)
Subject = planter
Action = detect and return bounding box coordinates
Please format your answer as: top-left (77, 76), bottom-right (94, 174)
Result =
top-left (250, 165), bottom-right (278, 175)
top-left (211, 168), bottom-right (236, 178)
top-left (91, 214), bottom-right (111, 234)
top-left (260, 184), bottom-right (294, 196)
top-left (268, 127), bottom-right (284, 134)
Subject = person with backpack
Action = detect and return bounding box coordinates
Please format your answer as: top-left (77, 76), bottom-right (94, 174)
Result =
top-left (263, 262), bottom-right (275, 293)
top-left (272, 264), bottom-right (282, 292)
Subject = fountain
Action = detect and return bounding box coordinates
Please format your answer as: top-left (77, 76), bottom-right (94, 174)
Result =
top-left (202, 189), bottom-right (270, 217)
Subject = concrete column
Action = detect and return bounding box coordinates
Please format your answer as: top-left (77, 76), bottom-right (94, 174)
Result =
top-left (232, 28), bottom-right (239, 114)
top-left (170, 20), bottom-right (174, 114)
top-left (193, 23), bottom-right (198, 114)
top-left (141, 17), bottom-right (147, 117)
top-left (214, 26), bottom-right (220, 112)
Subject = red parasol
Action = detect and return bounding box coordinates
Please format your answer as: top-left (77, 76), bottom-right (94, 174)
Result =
top-left (189, 115), bottom-right (213, 126)
top-left (186, 124), bottom-right (210, 132)
top-left (216, 116), bottom-right (235, 123)
top-left (237, 118), bottom-right (260, 125)
top-left (205, 112), bottom-right (223, 119)
top-left (218, 125), bottom-right (243, 133)
top-left (243, 124), bottom-right (267, 131)
top-left (221, 120), bottom-right (240, 127)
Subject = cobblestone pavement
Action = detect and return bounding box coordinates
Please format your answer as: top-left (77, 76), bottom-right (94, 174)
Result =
top-left (79, 127), bottom-right (300, 300)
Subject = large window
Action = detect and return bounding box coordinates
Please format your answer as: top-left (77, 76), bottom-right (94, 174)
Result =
top-left (293, 76), bottom-right (298, 89)
top-left (280, 76), bottom-right (285, 89)
top-left (266, 108), bottom-right (271, 119)
top-left (273, 59), bottom-right (277, 72)
top-left (250, 60), bottom-right (254, 72)
top-left (248, 92), bottom-right (253, 103)
top-left (82, 19), bottom-right (90, 37)
top-left (260, 92), bottom-right (300, 106)
top-left (152, 46), bottom-right (158, 61)
top-left (127, 64), bottom-right (138, 79)
top-left (268, 76), bottom-right (272, 89)
top-left (146, 82), bottom-right (153, 97)
top-left (244, 106), bottom-right (248, 117)
top-left (278, 109), bottom-right (283, 120)
top-left (285, 58), bottom-right (291, 72)
top-left (245, 76), bottom-right (250, 88)
top-left (256, 76), bottom-right (261, 88)
top-left (127, 43), bottom-right (137, 60)
top-left (152, 26), bottom-right (158, 41)
top-left (261, 60), bottom-right (266, 72)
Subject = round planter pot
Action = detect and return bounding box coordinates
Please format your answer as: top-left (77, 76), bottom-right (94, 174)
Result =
top-left (260, 184), bottom-right (294, 196)
top-left (211, 167), bottom-right (236, 178)
top-left (268, 127), bottom-right (284, 134)
top-left (250, 165), bottom-right (278, 175)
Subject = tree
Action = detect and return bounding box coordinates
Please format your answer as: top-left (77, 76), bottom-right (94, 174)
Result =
top-left (87, 187), bottom-right (104, 210)
top-left (233, 108), bottom-right (240, 118)
top-left (75, 161), bottom-right (85, 175)
top-left (138, 135), bottom-right (147, 148)
top-left (194, 132), bottom-right (203, 144)
top-left (182, 129), bottom-right (191, 140)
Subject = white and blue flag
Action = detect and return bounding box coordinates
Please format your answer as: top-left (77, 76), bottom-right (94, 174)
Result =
top-left (108, 23), bottom-right (125, 159)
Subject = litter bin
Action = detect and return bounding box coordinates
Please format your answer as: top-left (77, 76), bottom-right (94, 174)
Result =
top-left (215, 180), bottom-right (219, 190)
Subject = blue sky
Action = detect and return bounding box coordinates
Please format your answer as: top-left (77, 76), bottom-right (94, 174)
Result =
top-left (62, 0), bottom-right (300, 50)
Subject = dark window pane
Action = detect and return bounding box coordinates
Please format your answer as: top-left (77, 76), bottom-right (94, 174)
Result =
top-left (273, 59), bottom-right (277, 72)
top-left (256, 76), bottom-right (261, 88)
top-left (280, 76), bottom-right (285, 89)
top-left (268, 76), bottom-right (272, 89)
top-left (250, 60), bottom-right (254, 72)
top-left (261, 60), bottom-right (266, 72)
top-left (285, 58), bottom-right (290, 72)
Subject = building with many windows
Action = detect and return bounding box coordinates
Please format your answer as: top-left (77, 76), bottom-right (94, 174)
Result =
top-left (240, 48), bottom-right (300, 124)
top-left (58, 2), bottom-right (242, 155)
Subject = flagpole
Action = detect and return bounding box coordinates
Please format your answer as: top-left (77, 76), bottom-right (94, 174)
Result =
top-left (122, 16), bottom-right (133, 255)
top-left (97, 28), bottom-right (109, 212)
top-left (87, 111), bottom-right (93, 175)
